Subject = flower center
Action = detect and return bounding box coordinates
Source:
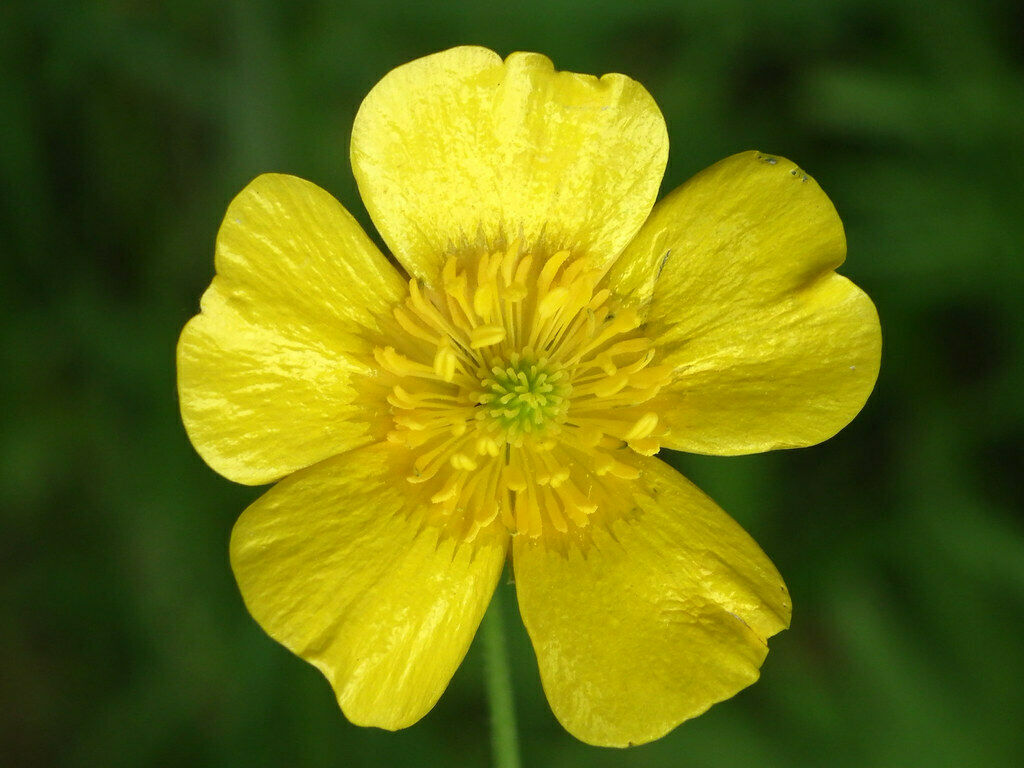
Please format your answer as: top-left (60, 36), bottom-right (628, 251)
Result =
top-left (478, 354), bottom-right (569, 442)
top-left (374, 242), bottom-right (673, 541)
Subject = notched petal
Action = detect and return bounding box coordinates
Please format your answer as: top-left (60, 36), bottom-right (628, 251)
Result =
top-left (351, 46), bottom-right (669, 284)
top-left (231, 442), bottom-right (509, 729)
top-left (514, 455), bottom-right (790, 747)
top-left (608, 151), bottom-right (881, 455)
top-left (178, 174), bottom-right (406, 483)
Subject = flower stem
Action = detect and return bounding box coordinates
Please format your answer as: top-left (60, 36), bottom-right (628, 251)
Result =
top-left (482, 582), bottom-right (522, 768)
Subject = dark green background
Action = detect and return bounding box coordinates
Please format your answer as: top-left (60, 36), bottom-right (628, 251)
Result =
top-left (3, 0), bottom-right (1023, 766)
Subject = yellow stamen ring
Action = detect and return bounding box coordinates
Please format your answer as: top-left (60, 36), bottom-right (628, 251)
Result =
top-left (375, 244), bottom-right (672, 540)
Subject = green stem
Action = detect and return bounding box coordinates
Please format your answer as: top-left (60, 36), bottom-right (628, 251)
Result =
top-left (481, 582), bottom-right (522, 768)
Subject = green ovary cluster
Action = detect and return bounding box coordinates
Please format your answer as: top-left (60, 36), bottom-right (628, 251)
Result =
top-left (476, 354), bottom-right (570, 441)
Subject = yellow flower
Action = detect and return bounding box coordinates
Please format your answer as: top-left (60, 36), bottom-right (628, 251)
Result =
top-left (177, 46), bottom-right (881, 747)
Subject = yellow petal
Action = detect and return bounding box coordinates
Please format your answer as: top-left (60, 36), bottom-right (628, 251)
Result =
top-left (513, 454), bottom-right (790, 747)
top-left (177, 173), bottom-right (407, 484)
top-left (231, 441), bottom-right (509, 729)
top-left (351, 46), bottom-right (668, 284)
top-left (610, 151), bottom-right (881, 454)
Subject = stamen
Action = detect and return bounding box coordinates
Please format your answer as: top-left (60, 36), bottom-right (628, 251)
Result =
top-left (624, 412), bottom-right (659, 441)
top-left (373, 244), bottom-right (674, 541)
top-left (470, 325), bottom-right (507, 349)
top-left (433, 341), bottom-right (458, 382)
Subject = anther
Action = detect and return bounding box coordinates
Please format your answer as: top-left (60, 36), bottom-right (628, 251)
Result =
top-left (470, 325), bottom-right (507, 349)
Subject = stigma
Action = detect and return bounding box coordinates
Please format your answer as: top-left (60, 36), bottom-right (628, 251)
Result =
top-left (374, 242), bottom-right (672, 541)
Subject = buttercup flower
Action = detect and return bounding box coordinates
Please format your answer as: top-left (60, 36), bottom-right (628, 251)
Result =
top-left (177, 46), bottom-right (880, 747)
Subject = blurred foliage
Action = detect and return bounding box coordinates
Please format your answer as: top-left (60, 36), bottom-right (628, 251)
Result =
top-left (2, 0), bottom-right (1023, 766)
